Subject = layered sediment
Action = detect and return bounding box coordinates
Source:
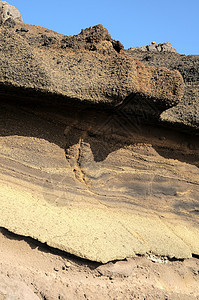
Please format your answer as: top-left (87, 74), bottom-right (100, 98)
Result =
top-left (0, 4), bottom-right (198, 265)
top-left (1, 98), bottom-right (199, 263)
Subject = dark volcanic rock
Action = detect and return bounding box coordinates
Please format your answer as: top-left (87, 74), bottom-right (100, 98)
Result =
top-left (126, 49), bottom-right (199, 130)
top-left (61, 24), bottom-right (124, 53)
top-left (0, 22), bottom-right (184, 120)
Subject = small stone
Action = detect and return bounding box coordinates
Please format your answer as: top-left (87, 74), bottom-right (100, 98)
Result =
top-left (16, 27), bottom-right (29, 32)
top-left (65, 262), bottom-right (71, 268)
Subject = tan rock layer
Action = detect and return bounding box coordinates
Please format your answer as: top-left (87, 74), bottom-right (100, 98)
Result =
top-left (0, 100), bottom-right (198, 263)
top-left (0, 7), bottom-right (197, 264)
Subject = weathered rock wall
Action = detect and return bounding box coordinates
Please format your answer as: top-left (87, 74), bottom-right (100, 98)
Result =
top-left (126, 49), bottom-right (199, 130)
top-left (0, 23), bottom-right (184, 116)
top-left (130, 42), bottom-right (177, 53)
top-left (0, 3), bottom-right (198, 264)
top-left (0, 98), bottom-right (199, 263)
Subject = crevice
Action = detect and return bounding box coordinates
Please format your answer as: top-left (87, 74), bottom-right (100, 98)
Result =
top-left (65, 134), bottom-right (111, 207)
top-left (75, 138), bottom-right (88, 186)
top-left (167, 257), bottom-right (185, 262)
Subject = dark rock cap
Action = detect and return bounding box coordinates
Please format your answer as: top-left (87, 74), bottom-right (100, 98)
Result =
top-left (0, 21), bottom-right (184, 119)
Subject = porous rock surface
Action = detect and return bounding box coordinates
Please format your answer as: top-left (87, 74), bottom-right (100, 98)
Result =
top-left (127, 47), bottom-right (199, 130)
top-left (0, 22), bottom-right (184, 115)
top-left (0, 2), bottom-right (199, 270)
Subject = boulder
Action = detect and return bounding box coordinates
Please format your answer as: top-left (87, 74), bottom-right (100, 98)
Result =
top-left (161, 42), bottom-right (177, 53)
top-left (0, 1), bottom-right (23, 25)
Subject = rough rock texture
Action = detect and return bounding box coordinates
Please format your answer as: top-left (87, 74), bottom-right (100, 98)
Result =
top-left (127, 49), bottom-right (199, 130)
top-left (131, 42), bottom-right (177, 53)
top-left (0, 3), bottom-right (199, 298)
top-left (0, 23), bottom-right (184, 116)
top-left (61, 24), bottom-right (124, 53)
top-left (0, 1), bottom-right (23, 26)
top-left (0, 0), bottom-right (198, 273)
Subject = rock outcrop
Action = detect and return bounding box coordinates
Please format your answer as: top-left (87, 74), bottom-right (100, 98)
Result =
top-left (0, 22), bottom-right (184, 117)
top-left (126, 48), bottom-right (199, 130)
top-left (130, 42), bottom-right (177, 53)
top-left (0, 2), bottom-right (198, 265)
top-left (0, 1), bottom-right (23, 26)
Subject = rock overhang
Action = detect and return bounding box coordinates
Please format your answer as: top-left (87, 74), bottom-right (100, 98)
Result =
top-left (0, 2), bottom-right (199, 264)
top-left (0, 21), bottom-right (185, 122)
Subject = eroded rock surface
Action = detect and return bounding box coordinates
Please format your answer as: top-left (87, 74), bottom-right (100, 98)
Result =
top-left (1, 229), bottom-right (199, 300)
top-left (0, 3), bottom-right (198, 265)
top-left (0, 99), bottom-right (199, 263)
top-left (127, 49), bottom-right (199, 130)
top-left (0, 1), bottom-right (23, 26)
top-left (0, 275), bottom-right (39, 300)
top-left (130, 42), bottom-right (177, 53)
top-left (0, 22), bottom-right (184, 115)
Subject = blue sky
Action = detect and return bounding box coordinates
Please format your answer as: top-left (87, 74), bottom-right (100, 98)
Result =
top-left (8, 0), bottom-right (199, 55)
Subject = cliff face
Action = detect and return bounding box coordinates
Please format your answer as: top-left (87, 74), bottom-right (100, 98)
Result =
top-left (0, 3), bottom-right (198, 266)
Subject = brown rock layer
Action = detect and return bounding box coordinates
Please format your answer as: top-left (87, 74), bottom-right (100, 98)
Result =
top-left (126, 49), bottom-right (199, 130)
top-left (0, 24), bottom-right (184, 116)
top-left (0, 5), bottom-right (198, 265)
